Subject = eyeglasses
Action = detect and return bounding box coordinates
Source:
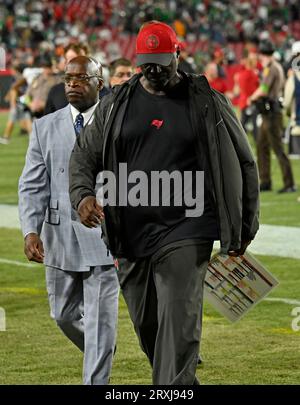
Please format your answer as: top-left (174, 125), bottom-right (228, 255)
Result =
top-left (63, 74), bottom-right (102, 84)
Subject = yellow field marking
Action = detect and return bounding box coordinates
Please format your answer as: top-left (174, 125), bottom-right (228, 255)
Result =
top-left (268, 328), bottom-right (299, 335)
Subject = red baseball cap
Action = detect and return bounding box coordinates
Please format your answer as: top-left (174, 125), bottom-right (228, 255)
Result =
top-left (136, 21), bottom-right (179, 67)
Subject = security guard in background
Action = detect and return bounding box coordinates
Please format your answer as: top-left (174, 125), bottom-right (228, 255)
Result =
top-left (250, 40), bottom-right (296, 193)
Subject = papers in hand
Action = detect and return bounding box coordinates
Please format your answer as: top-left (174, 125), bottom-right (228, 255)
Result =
top-left (204, 251), bottom-right (279, 322)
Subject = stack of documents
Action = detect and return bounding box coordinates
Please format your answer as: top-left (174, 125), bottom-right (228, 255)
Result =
top-left (205, 252), bottom-right (279, 322)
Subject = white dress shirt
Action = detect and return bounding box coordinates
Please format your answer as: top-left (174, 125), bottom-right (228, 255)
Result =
top-left (70, 101), bottom-right (99, 128)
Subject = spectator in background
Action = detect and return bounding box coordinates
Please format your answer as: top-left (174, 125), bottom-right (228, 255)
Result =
top-left (212, 48), bottom-right (226, 79)
top-left (44, 43), bottom-right (89, 114)
top-left (178, 42), bottom-right (196, 74)
top-left (0, 64), bottom-right (32, 145)
top-left (250, 40), bottom-right (296, 193)
top-left (109, 58), bottom-right (134, 87)
top-left (223, 50), bottom-right (241, 103)
top-left (204, 62), bottom-right (227, 94)
top-left (2, 0), bottom-right (300, 70)
top-left (173, 17), bottom-right (186, 38)
top-left (22, 56), bottom-right (44, 87)
top-left (283, 41), bottom-right (300, 156)
top-left (25, 54), bottom-right (60, 118)
top-left (235, 49), bottom-right (260, 142)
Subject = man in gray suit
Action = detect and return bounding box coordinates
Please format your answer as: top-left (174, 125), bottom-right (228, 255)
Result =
top-left (18, 56), bottom-right (119, 385)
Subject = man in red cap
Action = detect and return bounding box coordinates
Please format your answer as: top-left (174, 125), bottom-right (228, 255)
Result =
top-left (69, 21), bottom-right (259, 385)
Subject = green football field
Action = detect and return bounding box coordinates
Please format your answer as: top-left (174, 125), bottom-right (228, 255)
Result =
top-left (0, 112), bottom-right (300, 385)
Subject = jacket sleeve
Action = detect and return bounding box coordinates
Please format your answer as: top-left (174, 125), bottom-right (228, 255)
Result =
top-left (69, 98), bottom-right (108, 210)
top-left (214, 91), bottom-right (260, 240)
top-left (18, 120), bottom-right (50, 236)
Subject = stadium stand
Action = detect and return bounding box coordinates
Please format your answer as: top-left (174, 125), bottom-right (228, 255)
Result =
top-left (1, 0), bottom-right (300, 69)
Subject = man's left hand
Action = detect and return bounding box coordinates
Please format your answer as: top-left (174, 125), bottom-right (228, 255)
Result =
top-left (228, 240), bottom-right (252, 257)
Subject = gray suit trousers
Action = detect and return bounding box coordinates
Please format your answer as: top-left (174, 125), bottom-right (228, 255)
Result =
top-left (117, 239), bottom-right (213, 385)
top-left (46, 265), bottom-right (119, 385)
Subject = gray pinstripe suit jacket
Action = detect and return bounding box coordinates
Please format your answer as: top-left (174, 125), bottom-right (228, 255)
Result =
top-left (18, 105), bottom-right (113, 271)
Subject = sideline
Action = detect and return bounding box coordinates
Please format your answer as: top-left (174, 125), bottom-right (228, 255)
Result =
top-left (0, 258), bottom-right (38, 268)
top-left (264, 297), bottom-right (300, 306)
top-left (0, 257), bottom-right (298, 307)
top-left (1, 204), bottom-right (300, 259)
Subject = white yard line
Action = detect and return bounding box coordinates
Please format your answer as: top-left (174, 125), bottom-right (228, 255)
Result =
top-left (1, 204), bottom-right (300, 258)
top-left (213, 223), bottom-right (300, 259)
top-left (264, 297), bottom-right (300, 306)
top-left (0, 204), bottom-right (20, 229)
top-left (247, 224), bottom-right (300, 259)
top-left (0, 258), bottom-right (38, 268)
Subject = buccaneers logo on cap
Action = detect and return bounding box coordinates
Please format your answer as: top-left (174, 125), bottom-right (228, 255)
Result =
top-left (146, 34), bottom-right (159, 50)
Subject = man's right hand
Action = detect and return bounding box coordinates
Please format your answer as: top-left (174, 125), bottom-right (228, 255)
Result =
top-left (24, 233), bottom-right (44, 263)
top-left (77, 196), bottom-right (104, 228)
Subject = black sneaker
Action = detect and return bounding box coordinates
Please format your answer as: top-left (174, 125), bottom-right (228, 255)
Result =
top-left (19, 129), bottom-right (28, 136)
top-left (277, 185), bottom-right (297, 193)
top-left (260, 182), bottom-right (272, 191)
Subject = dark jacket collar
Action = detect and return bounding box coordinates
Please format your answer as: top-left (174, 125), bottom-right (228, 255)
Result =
top-left (111, 70), bottom-right (214, 101)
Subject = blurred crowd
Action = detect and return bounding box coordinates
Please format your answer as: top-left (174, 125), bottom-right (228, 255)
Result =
top-left (1, 0), bottom-right (300, 161)
top-left (1, 0), bottom-right (300, 70)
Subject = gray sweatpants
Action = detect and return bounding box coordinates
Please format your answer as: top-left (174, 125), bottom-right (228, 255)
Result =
top-left (117, 239), bottom-right (213, 385)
